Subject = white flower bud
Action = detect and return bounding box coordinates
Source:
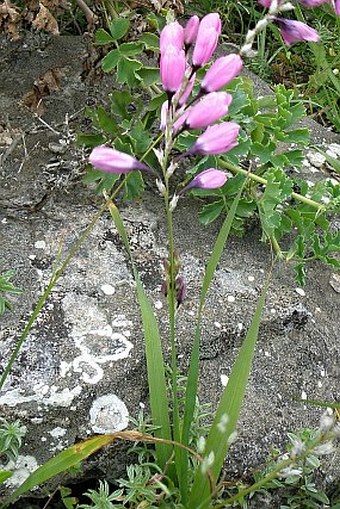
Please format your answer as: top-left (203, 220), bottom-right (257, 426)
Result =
top-left (153, 148), bottom-right (164, 166)
top-left (156, 178), bottom-right (166, 196)
top-left (314, 441), bottom-right (335, 456)
top-left (279, 2), bottom-right (295, 11)
top-left (279, 467), bottom-right (303, 478)
top-left (169, 194), bottom-right (179, 212)
top-left (197, 436), bottom-right (206, 454)
top-left (319, 411), bottom-right (335, 433)
top-left (166, 161), bottom-right (178, 178)
top-left (245, 29), bottom-right (256, 44)
top-left (256, 18), bottom-right (269, 31)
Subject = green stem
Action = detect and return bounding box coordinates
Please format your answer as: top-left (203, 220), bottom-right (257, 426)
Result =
top-left (161, 111), bottom-right (182, 491)
top-left (0, 177), bottom-right (125, 391)
top-left (220, 159), bottom-right (326, 211)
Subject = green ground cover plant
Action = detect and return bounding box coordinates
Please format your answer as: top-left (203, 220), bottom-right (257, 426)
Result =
top-left (1, 1), bottom-right (340, 508)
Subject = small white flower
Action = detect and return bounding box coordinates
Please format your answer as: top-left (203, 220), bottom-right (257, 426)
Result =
top-left (166, 162), bottom-right (178, 178)
top-left (169, 194), bottom-right (179, 212)
top-left (197, 436), bottom-right (206, 454)
top-left (156, 179), bottom-right (166, 196)
top-left (319, 411), bottom-right (335, 433)
top-left (314, 441), bottom-right (335, 456)
top-left (279, 467), bottom-right (303, 478)
top-left (153, 148), bottom-right (164, 166)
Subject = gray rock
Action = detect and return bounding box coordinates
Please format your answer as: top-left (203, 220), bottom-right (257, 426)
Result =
top-left (0, 34), bottom-right (339, 504)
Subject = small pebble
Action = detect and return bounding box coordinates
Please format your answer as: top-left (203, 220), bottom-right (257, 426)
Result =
top-left (237, 323), bottom-right (243, 331)
top-left (101, 284), bottom-right (115, 296)
top-left (227, 295), bottom-right (235, 303)
top-left (214, 321), bottom-right (222, 329)
top-left (306, 151), bottom-right (326, 168)
top-left (220, 374), bottom-right (229, 387)
top-left (1, 217), bottom-right (7, 224)
top-left (320, 369), bottom-right (325, 377)
top-left (295, 288), bottom-right (306, 297)
top-left (154, 300), bottom-right (163, 310)
top-left (329, 273), bottom-right (340, 293)
top-left (248, 275), bottom-right (255, 282)
top-left (270, 308), bottom-right (276, 314)
top-left (34, 240), bottom-right (46, 250)
top-left (28, 254), bottom-right (36, 260)
top-left (301, 390), bottom-right (307, 400)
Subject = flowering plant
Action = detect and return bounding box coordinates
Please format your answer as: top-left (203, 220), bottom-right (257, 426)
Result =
top-left (3, 2), bottom-right (340, 508)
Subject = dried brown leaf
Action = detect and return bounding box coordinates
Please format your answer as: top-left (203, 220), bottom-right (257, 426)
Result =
top-left (0, 0), bottom-right (21, 39)
top-left (31, 2), bottom-right (59, 35)
top-left (23, 68), bottom-right (64, 115)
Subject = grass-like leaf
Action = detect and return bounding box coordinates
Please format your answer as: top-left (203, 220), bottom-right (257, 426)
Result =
top-left (107, 201), bottom-right (173, 468)
top-left (180, 182), bottom-right (246, 498)
top-left (188, 274), bottom-right (270, 509)
top-left (5, 435), bottom-right (117, 505)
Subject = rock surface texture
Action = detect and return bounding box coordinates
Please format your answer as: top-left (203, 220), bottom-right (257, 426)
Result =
top-left (0, 35), bottom-right (340, 502)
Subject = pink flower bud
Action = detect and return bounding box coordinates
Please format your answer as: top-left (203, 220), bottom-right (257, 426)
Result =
top-left (334, 0), bottom-right (340, 14)
top-left (189, 122), bottom-right (240, 155)
top-left (201, 55), bottom-right (243, 93)
top-left (275, 17), bottom-right (320, 45)
top-left (160, 45), bottom-right (186, 93)
top-left (185, 92), bottom-right (232, 129)
top-left (89, 145), bottom-right (148, 173)
top-left (184, 15), bottom-right (200, 47)
top-left (160, 21), bottom-right (184, 53)
top-left (299, 0), bottom-right (329, 6)
top-left (185, 168), bottom-right (227, 190)
top-left (173, 108), bottom-right (189, 133)
top-left (192, 13), bottom-right (222, 67)
top-left (257, 0), bottom-right (272, 7)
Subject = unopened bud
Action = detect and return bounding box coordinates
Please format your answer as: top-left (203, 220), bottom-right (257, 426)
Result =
top-left (153, 148), bottom-right (164, 166)
top-left (279, 1), bottom-right (295, 10)
top-left (166, 161), bottom-right (178, 178)
top-left (156, 178), bottom-right (166, 196)
top-left (169, 194), bottom-right (179, 211)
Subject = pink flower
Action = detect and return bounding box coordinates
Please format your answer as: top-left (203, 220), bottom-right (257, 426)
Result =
top-left (192, 13), bottom-right (221, 67)
top-left (185, 92), bottom-right (232, 129)
top-left (184, 15), bottom-right (200, 47)
top-left (188, 122), bottom-right (240, 155)
top-left (160, 45), bottom-right (186, 93)
top-left (173, 108), bottom-right (189, 133)
top-left (299, 0), bottom-right (329, 6)
top-left (257, 0), bottom-right (272, 7)
top-left (201, 54), bottom-right (243, 93)
top-left (160, 21), bottom-right (184, 53)
top-left (185, 168), bottom-right (227, 190)
top-left (335, 0), bottom-right (340, 14)
top-left (89, 146), bottom-right (148, 173)
top-left (275, 18), bottom-right (320, 45)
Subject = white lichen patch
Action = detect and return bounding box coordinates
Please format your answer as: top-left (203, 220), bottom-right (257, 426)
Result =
top-left (0, 386), bottom-right (82, 408)
top-left (101, 284), bottom-right (116, 295)
top-left (60, 295), bottom-right (134, 385)
top-left (5, 455), bottom-right (38, 488)
top-left (90, 394), bottom-right (129, 433)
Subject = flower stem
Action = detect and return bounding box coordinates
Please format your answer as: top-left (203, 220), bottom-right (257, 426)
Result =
top-left (219, 159), bottom-right (326, 211)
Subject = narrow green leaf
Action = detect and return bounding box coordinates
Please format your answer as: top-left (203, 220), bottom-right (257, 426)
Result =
top-left (5, 435), bottom-right (116, 504)
top-left (188, 277), bottom-right (270, 509)
top-left (94, 28), bottom-right (114, 45)
top-left (109, 18), bottom-right (130, 41)
top-left (0, 470), bottom-right (12, 484)
top-left (107, 203), bottom-right (172, 469)
top-left (181, 182), bottom-right (246, 498)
